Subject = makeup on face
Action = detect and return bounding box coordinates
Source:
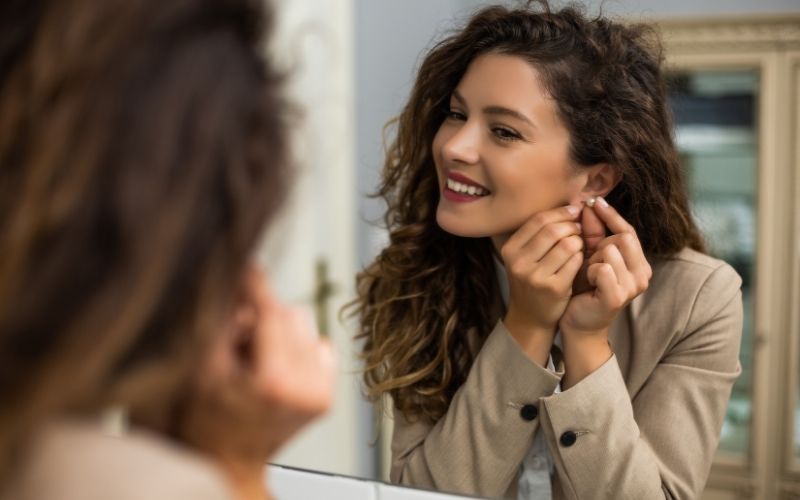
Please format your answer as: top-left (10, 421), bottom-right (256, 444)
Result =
top-left (433, 53), bottom-right (577, 238)
top-left (442, 171), bottom-right (491, 202)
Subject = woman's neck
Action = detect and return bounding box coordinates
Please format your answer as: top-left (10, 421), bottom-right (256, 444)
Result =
top-left (217, 459), bottom-right (271, 500)
top-left (491, 233), bottom-right (511, 256)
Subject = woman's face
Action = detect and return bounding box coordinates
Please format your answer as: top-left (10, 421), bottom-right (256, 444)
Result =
top-left (433, 52), bottom-right (586, 239)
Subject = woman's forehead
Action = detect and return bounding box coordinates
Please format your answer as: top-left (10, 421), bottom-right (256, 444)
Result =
top-left (453, 53), bottom-right (562, 130)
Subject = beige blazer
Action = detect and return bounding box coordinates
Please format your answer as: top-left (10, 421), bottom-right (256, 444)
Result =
top-left (5, 419), bottom-right (233, 500)
top-left (390, 248), bottom-right (743, 500)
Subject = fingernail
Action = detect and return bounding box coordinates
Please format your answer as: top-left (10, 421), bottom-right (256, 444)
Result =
top-left (575, 222), bottom-right (582, 232)
top-left (566, 205), bottom-right (580, 216)
top-left (597, 196), bottom-right (608, 208)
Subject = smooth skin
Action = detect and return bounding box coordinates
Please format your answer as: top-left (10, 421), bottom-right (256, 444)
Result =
top-left (433, 52), bottom-right (652, 389)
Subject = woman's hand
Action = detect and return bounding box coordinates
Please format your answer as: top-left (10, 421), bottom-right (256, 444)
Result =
top-left (558, 197), bottom-right (651, 388)
top-left (180, 264), bottom-right (335, 499)
top-left (500, 205), bottom-right (584, 365)
top-left (560, 198), bottom-right (652, 335)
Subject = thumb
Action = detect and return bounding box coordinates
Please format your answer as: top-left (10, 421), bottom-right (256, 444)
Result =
top-left (581, 204), bottom-right (606, 257)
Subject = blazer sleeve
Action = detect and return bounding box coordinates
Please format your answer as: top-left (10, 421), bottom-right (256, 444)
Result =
top-left (390, 319), bottom-right (562, 497)
top-left (536, 263), bottom-right (743, 500)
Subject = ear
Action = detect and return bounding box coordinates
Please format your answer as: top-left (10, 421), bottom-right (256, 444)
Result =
top-left (579, 163), bottom-right (621, 199)
top-left (200, 269), bottom-right (261, 384)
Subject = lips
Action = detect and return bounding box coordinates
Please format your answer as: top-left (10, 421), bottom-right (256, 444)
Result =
top-left (445, 171), bottom-right (490, 196)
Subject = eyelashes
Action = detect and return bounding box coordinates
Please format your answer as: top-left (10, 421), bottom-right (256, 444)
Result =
top-left (445, 108), bottom-right (524, 143)
top-left (491, 127), bottom-right (522, 142)
top-left (445, 110), bottom-right (466, 121)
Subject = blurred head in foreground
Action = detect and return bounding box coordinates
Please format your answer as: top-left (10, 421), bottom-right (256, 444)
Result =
top-left (0, 0), bottom-right (333, 498)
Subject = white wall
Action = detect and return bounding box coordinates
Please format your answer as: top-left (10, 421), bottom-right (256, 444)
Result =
top-left (262, 0), bottom-right (372, 481)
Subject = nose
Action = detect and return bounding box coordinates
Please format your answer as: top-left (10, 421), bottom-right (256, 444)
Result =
top-left (440, 121), bottom-right (480, 165)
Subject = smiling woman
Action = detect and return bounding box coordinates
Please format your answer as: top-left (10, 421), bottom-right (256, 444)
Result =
top-left (350, 1), bottom-right (743, 499)
top-left (434, 54), bottom-right (583, 239)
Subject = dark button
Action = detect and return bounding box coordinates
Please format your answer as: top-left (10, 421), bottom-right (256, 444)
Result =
top-left (519, 404), bottom-right (538, 421)
top-left (560, 431), bottom-right (577, 447)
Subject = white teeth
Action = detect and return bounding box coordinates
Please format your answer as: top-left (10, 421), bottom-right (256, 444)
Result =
top-left (446, 178), bottom-right (488, 196)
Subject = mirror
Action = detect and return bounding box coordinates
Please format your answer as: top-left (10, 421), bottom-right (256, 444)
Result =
top-left (264, 1), bottom-right (799, 499)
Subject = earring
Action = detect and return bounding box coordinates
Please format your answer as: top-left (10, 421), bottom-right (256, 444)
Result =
top-left (585, 197), bottom-right (597, 208)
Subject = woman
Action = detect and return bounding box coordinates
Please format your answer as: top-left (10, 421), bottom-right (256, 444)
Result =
top-left (0, 0), bottom-right (333, 499)
top-left (353, 2), bottom-right (742, 499)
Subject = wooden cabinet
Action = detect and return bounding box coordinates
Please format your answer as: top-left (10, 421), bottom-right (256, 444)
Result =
top-left (659, 14), bottom-right (800, 500)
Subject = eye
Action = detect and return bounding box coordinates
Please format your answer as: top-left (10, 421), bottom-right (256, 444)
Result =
top-left (492, 126), bottom-right (522, 142)
top-left (446, 109), bottom-right (467, 121)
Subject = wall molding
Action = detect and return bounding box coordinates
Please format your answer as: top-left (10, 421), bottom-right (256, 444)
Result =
top-left (656, 15), bottom-right (800, 53)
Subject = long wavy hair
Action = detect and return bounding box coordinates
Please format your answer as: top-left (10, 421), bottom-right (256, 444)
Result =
top-left (0, 0), bottom-right (288, 482)
top-left (352, 1), bottom-right (705, 422)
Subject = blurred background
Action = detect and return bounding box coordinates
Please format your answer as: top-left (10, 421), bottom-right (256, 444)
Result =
top-left (260, 1), bottom-right (800, 499)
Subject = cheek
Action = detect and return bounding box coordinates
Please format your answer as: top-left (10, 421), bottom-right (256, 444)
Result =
top-left (501, 158), bottom-right (576, 210)
top-left (432, 125), bottom-right (448, 162)
top-left (431, 125), bottom-right (450, 183)
top-left (562, 167), bottom-right (589, 204)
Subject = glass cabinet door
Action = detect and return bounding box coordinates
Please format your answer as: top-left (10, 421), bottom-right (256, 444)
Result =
top-left (667, 70), bottom-right (758, 457)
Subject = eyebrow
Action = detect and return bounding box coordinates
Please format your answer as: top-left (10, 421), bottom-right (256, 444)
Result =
top-left (452, 89), bottom-right (536, 128)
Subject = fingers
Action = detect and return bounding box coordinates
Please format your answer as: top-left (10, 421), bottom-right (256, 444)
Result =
top-left (502, 205), bottom-right (581, 259)
top-left (559, 199), bottom-right (652, 334)
top-left (589, 196), bottom-right (635, 236)
top-left (519, 221), bottom-right (582, 263)
top-left (581, 203), bottom-right (606, 256)
top-left (587, 243), bottom-right (649, 309)
top-left (587, 233), bottom-right (651, 289)
top-left (254, 304), bottom-right (335, 413)
top-left (588, 262), bottom-right (626, 310)
top-left (555, 250), bottom-right (584, 282)
top-left (535, 234), bottom-right (584, 276)
top-left (583, 198), bottom-right (651, 291)
top-left (242, 261), bottom-right (277, 312)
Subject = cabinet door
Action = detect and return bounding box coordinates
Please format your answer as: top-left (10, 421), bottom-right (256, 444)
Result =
top-left (661, 16), bottom-right (800, 500)
top-left (783, 49), bottom-right (800, 499)
top-left (668, 69), bottom-right (758, 458)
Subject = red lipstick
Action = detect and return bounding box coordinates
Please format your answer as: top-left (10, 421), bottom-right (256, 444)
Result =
top-left (442, 171), bottom-right (490, 203)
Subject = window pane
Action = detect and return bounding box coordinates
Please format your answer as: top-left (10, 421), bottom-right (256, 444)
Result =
top-left (667, 70), bottom-right (758, 456)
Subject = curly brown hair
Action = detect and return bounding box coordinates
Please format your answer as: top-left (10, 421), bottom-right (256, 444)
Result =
top-left (352, 1), bottom-right (705, 422)
top-left (0, 0), bottom-right (288, 481)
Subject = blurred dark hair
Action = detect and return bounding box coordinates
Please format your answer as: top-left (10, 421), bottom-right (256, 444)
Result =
top-left (0, 0), bottom-right (289, 479)
top-left (353, 0), bottom-right (705, 421)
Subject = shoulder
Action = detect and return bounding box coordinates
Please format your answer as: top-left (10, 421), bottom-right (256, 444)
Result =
top-left (632, 248), bottom-right (743, 333)
top-left (10, 419), bottom-right (233, 500)
top-left (649, 247), bottom-right (741, 305)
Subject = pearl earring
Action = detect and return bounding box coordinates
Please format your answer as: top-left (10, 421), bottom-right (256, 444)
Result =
top-left (585, 197), bottom-right (597, 208)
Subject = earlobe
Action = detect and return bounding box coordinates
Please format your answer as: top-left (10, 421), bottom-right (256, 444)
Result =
top-left (581, 163), bottom-right (621, 199)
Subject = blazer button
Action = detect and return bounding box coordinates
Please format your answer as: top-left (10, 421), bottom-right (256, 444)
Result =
top-left (520, 404), bottom-right (538, 421)
top-left (560, 431), bottom-right (577, 447)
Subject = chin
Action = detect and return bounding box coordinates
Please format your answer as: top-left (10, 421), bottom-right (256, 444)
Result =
top-left (435, 210), bottom-right (491, 238)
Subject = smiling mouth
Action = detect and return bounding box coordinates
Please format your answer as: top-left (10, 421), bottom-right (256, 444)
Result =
top-left (445, 177), bottom-right (490, 197)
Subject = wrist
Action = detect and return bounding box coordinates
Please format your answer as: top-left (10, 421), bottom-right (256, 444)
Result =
top-left (503, 313), bottom-right (556, 367)
top-left (561, 332), bottom-right (612, 390)
top-left (559, 324), bottom-right (609, 338)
